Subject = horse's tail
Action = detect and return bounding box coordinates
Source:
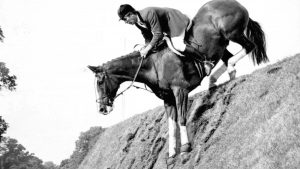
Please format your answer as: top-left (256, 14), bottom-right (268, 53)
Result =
top-left (0, 27), bottom-right (4, 42)
top-left (246, 18), bottom-right (269, 65)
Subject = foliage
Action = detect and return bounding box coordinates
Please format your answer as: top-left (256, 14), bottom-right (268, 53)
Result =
top-left (0, 26), bottom-right (4, 42)
top-left (43, 161), bottom-right (59, 169)
top-left (59, 126), bottom-right (105, 169)
top-left (0, 62), bottom-right (16, 144)
top-left (0, 61), bottom-right (17, 143)
top-left (0, 117), bottom-right (8, 142)
top-left (0, 137), bottom-right (45, 169)
top-left (0, 62), bottom-right (17, 91)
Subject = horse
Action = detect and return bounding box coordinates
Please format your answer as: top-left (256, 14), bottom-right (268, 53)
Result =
top-left (88, 0), bottom-right (268, 166)
top-left (187, 0), bottom-right (268, 88)
top-left (88, 49), bottom-right (206, 166)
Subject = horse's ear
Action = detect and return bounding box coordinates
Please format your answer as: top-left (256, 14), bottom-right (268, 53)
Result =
top-left (87, 65), bottom-right (101, 73)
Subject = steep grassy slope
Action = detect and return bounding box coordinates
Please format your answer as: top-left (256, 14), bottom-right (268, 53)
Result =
top-left (79, 54), bottom-right (300, 169)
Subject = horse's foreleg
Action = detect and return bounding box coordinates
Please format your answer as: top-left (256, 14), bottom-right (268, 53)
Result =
top-left (168, 117), bottom-right (177, 157)
top-left (172, 87), bottom-right (191, 153)
top-left (164, 101), bottom-right (178, 158)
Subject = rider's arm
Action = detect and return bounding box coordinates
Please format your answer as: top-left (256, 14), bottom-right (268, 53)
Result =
top-left (146, 9), bottom-right (163, 50)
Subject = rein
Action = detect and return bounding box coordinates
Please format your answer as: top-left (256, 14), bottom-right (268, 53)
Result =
top-left (113, 56), bottom-right (153, 100)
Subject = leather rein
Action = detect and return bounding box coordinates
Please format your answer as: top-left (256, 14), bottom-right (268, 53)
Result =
top-left (94, 56), bottom-right (153, 108)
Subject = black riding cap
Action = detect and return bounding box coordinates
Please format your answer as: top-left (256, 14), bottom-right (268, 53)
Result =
top-left (118, 4), bottom-right (136, 20)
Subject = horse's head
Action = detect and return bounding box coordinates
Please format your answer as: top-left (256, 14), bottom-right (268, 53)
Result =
top-left (88, 65), bottom-right (119, 115)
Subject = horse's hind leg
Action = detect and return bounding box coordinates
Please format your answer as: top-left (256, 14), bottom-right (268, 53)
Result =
top-left (227, 34), bottom-right (255, 77)
top-left (208, 49), bottom-right (233, 88)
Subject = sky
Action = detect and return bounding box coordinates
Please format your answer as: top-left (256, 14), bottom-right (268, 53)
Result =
top-left (0, 0), bottom-right (299, 164)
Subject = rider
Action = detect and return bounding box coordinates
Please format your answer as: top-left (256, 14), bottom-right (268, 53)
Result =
top-left (117, 4), bottom-right (213, 75)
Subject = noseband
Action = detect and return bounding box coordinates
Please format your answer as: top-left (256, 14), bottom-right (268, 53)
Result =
top-left (94, 72), bottom-right (114, 107)
top-left (94, 56), bottom-right (153, 114)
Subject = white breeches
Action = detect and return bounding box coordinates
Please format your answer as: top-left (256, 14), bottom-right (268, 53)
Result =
top-left (170, 19), bottom-right (193, 52)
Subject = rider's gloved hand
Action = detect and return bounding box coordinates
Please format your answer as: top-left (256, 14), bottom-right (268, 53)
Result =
top-left (140, 44), bottom-right (152, 58)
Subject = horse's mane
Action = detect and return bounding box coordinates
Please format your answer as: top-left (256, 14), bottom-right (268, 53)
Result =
top-left (99, 46), bottom-right (173, 71)
top-left (101, 51), bottom-right (141, 69)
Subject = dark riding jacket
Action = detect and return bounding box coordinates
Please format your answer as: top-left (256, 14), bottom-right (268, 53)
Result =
top-left (136, 7), bottom-right (190, 47)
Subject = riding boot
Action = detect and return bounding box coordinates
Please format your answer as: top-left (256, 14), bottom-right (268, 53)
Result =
top-left (183, 45), bottom-right (213, 76)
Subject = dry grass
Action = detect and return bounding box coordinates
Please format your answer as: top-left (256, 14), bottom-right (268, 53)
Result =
top-left (79, 54), bottom-right (300, 169)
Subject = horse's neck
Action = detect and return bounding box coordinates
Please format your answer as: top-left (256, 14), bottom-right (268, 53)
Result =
top-left (105, 52), bottom-right (145, 82)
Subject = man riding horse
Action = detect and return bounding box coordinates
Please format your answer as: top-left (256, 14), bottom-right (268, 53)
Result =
top-left (118, 4), bottom-right (214, 76)
top-left (89, 1), bottom-right (267, 167)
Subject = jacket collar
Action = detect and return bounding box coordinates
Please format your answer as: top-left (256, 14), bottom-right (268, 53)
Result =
top-left (136, 12), bottom-right (147, 29)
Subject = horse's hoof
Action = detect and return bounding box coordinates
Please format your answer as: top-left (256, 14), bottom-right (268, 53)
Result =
top-left (228, 69), bottom-right (237, 80)
top-left (166, 155), bottom-right (176, 169)
top-left (208, 76), bottom-right (217, 89)
top-left (180, 143), bottom-right (192, 153)
top-left (180, 152), bottom-right (191, 164)
top-left (179, 143), bottom-right (192, 164)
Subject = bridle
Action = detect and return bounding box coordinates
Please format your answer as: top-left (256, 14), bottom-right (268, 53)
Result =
top-left (94, 57), bottom-right (153, 114)
top-left (94, 71), bottom-right (114, 107)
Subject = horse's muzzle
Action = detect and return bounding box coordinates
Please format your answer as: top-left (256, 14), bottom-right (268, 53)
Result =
top-left (98, 104), bottom-right (113, 115)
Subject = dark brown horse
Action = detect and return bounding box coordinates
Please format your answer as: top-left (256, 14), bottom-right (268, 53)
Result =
top-left (188, 0), bottom-right (268, 88)
top-left (88, 49), bottom-right (204, 165)
top-left (88, 0), bottom-right (268, 166)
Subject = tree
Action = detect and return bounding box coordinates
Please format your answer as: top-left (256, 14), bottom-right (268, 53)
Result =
top-left (0, 117), bottom-right (8, 142)
top-left (0, 61), bottom-right (17, 142)
top-left (43, 161), bottom-right (59, 169)
top-left (0, 137), bottom-right (45, 169)
top-left (59, 126), bottom-right (105, 169)
top-left (0, 26), bottom-right (4, 42)
top-left (0, 62), bottom-right (17, 91)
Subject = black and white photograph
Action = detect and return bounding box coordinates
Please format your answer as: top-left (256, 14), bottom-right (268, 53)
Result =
top-left (1, 0), bottom-right (300, 168)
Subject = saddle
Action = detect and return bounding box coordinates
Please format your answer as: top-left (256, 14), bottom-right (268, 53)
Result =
top-left (133, 36), bottom-right (206, 78)
top-left (163, 36), bottom-right (205, 78)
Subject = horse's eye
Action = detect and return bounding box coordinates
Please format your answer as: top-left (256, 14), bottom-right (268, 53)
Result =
top-left (97, 79), bottom-right (104, 84)
top-left (96, 73), bottom-right (105, 82)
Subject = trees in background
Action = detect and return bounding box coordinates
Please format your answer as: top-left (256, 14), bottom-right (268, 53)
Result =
top-left (0, 62), bottom-right (17, 91)
top-left (0, 126), bottom-right (105, 169)
top-left (0, 27), bottom-right (4, 42)
top-left (59, 126), bottom-right (105, 169)
top-left (0, 117), bottom-right (8, 142)
top-left (0, 62), bottom-right (17, 142)
top-left (0, 137), bottom-right (45, 169)
top-left (43, 161), bottom-right (59, 169)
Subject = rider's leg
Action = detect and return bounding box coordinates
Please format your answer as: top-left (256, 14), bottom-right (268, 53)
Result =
top-left (171, 35), bottom-right (213, 76)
